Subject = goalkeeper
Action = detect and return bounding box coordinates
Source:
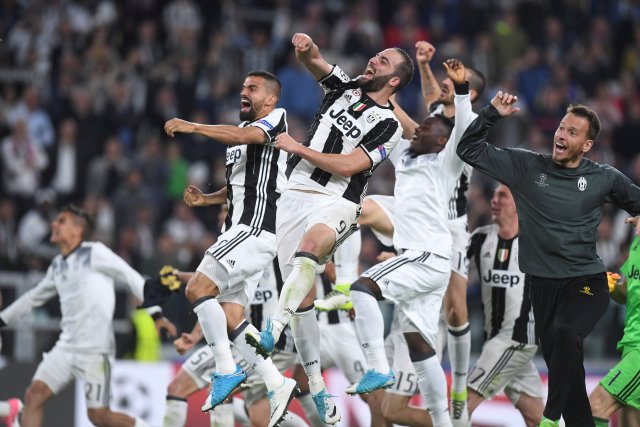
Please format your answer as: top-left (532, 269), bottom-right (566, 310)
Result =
top-left (589, 237), bottom-right (640, 426)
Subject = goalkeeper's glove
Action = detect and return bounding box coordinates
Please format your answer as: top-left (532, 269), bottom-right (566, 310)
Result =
top-left (159, 265), bottom-right (182, 291)
top-left (139, 266), bottom-right (184, 308)
top-left (607, 272), bottom-right (621, 294)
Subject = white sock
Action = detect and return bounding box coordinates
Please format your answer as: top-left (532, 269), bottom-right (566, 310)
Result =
top-left (298, 392), bottom-right (325, 427)
top-left (351, 289), bottom-right (389, 373)
top-left (280, 411), bottom-right (312, 426)
top-left (134, 417), bottom-right (151, 427)
top-left (448, 322), bottom-right (471, 395)
top-left (291, 306), bottom-right (325, 395)
top-left (163, 397), bottom-right (187, 427)
top-left (193, 298), bottom-right (236, 374)
top-left (231, 321), bottom-right (284, 391)
top-left (232, 397), bottom-right (251, 427)
top-left (272, 254), bottom-right (319, 339)
top-left (333, 230), bottom-right (361, 284)
top-left (0, 401), bottom-right (9, 416)
top-left (435, 307), bottom-right (448, 362)
top-left (413, 356), bottom-right (452, 427)
top-left (210, 401), bottom-right (234, 427)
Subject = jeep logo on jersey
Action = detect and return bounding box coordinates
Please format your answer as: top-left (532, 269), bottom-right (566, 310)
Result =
top-left (253, 289), bottom-right (273, 302)
top-left (578, 176), bottom-right (587, 191)
top-left (630, 264), bottom-right (640, 280)
top-left (327, 105), bottom-right (363, 139)
top-left (482, 269), bottom-right (523, 288)
top-left (226, 147), bottom-right (242, 165)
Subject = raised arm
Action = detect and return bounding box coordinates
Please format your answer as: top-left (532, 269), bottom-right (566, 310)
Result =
top-left (183, 185), bottom-right (228, 207)
top-left (456, 92), bottom-right (527, 187)
top-left (415, 41), bottom-right (441, 111)
top-left (390, 93), bottom-right (418, 139)
top-left (0, 268), bottom-right (57, 326)
top-left (164, 120), bottom-right (268, 146)
top-left (292, 33), bottom-right (333, 80)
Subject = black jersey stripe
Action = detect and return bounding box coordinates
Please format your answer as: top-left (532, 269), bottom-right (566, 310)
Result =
top-left (489, 237), bottom-right (514, 339)
top-left (449, 173), bottom-right (469, 219)
top-left (477, 344), bottom-right (520, 395)
top-left (225, 166), bottom-right (234, 231)
top-left (512, 273), bottom-right (535, 344)
top-left (286, 90), bottom-right (344, 178)
top-left (309, 126), bottom-right (344, 186)
top-left (211, 231), bottom-right (251, 258)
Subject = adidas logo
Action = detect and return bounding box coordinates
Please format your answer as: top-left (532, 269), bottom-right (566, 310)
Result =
top-left (482, 252), bottom-right (491, 258)
top-left (226, 259), bottom-right (236, 268)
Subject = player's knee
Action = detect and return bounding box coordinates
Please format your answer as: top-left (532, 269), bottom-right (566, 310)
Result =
top-left (185, 276), bottom-right (218, 303)
top-left (87, 407), bottom-right (109, 426)
top-left (167, 378), bottom-right (190, 398)
top-left (358, 198), bottom-right (375, 226)
top-left (404, 332), bottom-right (435, 358)
top-left (351, 279), bottom-right (382, 300)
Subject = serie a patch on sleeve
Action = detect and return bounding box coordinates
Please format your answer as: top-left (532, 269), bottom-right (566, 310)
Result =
top-left (377, 145), bottom-right (387, 160)
top-left (258, 119), bottom-right (274, 129)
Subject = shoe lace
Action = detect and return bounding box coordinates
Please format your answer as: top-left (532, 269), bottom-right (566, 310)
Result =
top-left (451, 398), bottom-right (466, 419)
top-left (312, 390), bottom-right (334, 415)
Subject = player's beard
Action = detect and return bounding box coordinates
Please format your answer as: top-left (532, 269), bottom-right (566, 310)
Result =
top-left (239, 105), bottom-right (257, 122)
top-left (358, 74), bottom-right (388, 93)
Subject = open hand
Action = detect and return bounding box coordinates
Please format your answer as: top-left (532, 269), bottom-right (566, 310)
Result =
top-left (625, 216), bottom-right (640, 236)
top-left (174, 332), bottom-right (198, 355)
top-left (155, 316), bottom-right (177, 338)
top-left (490, 91), bottom-right (521, 117)
top-left (443, 58), bottom-right (466, 85)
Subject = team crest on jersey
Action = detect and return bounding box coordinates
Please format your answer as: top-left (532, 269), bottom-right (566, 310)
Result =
top-left (497, 249), bottom-right (509, 263)
top-left (366, 112), bottom-right (381, 123)
top-left (578, 176), bottom-right (587, 191)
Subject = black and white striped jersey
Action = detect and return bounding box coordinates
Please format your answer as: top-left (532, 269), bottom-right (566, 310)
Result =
top-left (468, 224), bottom-right (535, 345)
top-left (225, 108), bottom-right (288, 234)
top-left (429, 102), bottom-right (474, 220)
top-left (285, 65), bottom-right (402, 204)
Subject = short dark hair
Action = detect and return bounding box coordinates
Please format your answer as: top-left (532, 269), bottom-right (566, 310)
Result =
top-left (246, 71), bottom-right (282, 98)
top-left (467, 66), bottom-right (486, 100)
top-left (433, 114), bottom-right (454, 135)
top-left (62, 204), bottom-right (93, 239)
top-left (391, 48), bottom-right (415, 94)
top-left (567, 104), bottom-right (601, 140)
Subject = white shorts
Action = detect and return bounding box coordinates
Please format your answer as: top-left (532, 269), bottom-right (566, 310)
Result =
top-left (384, 321), bottom-right (419, 397)
top-left (33, 344), bottom-right (113, 408)
top-left (364, 195), bottom-right (395, 247)
top-left (448, 215), bottom-right (469, 279)
top-left (467, 335), bottom-right (544, 403)
top-left (319, 321), bottom-right (366, 384)
top-left (197, 225), bottom-right (276, 306)
top-left (362, 251), bottom-right (450, 348)
top-left (276, 190), bottom-right (360, 277)
top-left (183, 346), bottom-right (247, 389)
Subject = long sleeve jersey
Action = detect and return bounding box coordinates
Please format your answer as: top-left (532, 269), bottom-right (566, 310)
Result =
top-left (457, 105), bottom-right (640, 278)
top-left (0, 241), bottom-right (146, 353)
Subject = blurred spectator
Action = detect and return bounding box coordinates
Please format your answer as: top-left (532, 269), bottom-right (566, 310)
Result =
top-left (491, 8), bottom-right (528, 80)
top-left (111, 168), bottom-right (153, 231)
top-left (331, 1), bottom-right (382, 62)
top-left (50, 118), bottom-right (80, 204)
top-left (165, 141), bottom-right (189, 201)
top-left (0, 199), bottom-right (19, 270)
top-left (163, 200), bottom-right (205, 265)
top-left (0, 119), bottom-right (49, 207)
top-left (163, 0), bottom-right (202, 53)
top-left (277, 52), bottom-right (323, 124)
top-left (383, 1), bottom-right (429, 52)
top-left (7, 86), bottom-right (55, 150)
top-left (16, 188), bottom-right (58, 269)
top-left (86, 136), bottom-right (129, 199)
